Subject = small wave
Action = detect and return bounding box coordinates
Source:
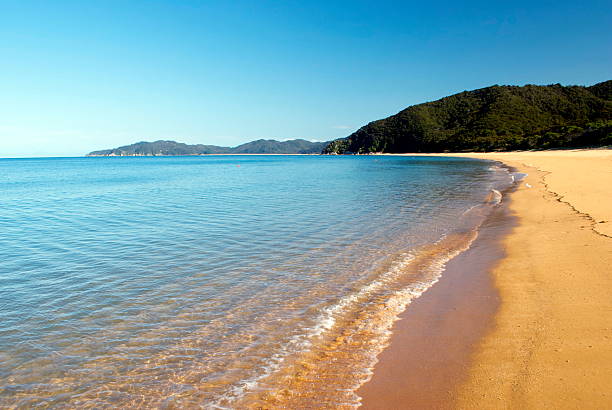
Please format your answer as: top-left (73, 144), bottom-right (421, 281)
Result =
top-left (462, 204), bottom-right (478, 216)
top-left (208, 253), bottom-right (416, 407)
top-left (215, 177), bottom-right (506, 407)
top-left (484, 189), bottom-right (503, 206)
top-left (512, 172), bottom-right (528, 182)
top-left (223, 230), bottom-right (482, 408)
top-left (491, 189), bottom-right (502, 205)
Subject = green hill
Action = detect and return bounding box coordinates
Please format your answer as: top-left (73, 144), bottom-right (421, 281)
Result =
top-left (232, 139), bottom-right (328, 154)
top-left (324, 80), bottom-right (612, 154)
top-left (88, 139), bottom-right (328, 156)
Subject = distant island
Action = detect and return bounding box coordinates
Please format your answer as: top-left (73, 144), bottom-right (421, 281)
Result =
top-left (87, 139), bottom-right (330, 156)
top-left (89, 81), bottom-right (611, 157)
top-left (325, 80), bottom-right (611, 154)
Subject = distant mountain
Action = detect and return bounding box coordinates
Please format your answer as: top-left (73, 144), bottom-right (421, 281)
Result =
top-left (87, 139), bottom-right (329, 156)
top-left (231, 139), bottom-right (328, 154)
top-left (324, 80), bottom-right (612, 154)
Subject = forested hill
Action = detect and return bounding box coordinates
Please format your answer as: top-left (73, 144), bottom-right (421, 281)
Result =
top-left (88, 139), bottom-right (329, 156)
top-left (324, 80), bottom-right (612, 154)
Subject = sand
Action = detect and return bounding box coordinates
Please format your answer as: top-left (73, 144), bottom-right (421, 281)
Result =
top-left (357, 190), bottom-right (512, 409)
top-left (360, 149), bottom-right (612, 409)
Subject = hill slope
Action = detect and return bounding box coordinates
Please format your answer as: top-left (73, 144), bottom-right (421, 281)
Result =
top-left (232, 139), bottom-right (328, 154)
top-left (88, 139), bottom-right (328, 156)
top-left (324, 80), bottom-right (612, 153)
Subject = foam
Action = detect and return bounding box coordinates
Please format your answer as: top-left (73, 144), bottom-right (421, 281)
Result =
top-left (208, 254), bottom-right (419, 407)
top-left (491, 189), bottom-right (503, 205)
top-left (213, 230), bottom-right (482, 408)
top-left (207, 168), bottom-right (512, 407)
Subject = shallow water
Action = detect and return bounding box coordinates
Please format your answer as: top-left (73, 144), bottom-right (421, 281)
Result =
top-left (0, 155), bottom-right (512, 407)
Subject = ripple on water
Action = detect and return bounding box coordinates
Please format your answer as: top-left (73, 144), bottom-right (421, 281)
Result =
top-left (0, 156), bottom-right (513, 407)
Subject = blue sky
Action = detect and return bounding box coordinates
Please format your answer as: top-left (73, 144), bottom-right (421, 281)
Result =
top-left (1, 0), bottom-right (610, 156)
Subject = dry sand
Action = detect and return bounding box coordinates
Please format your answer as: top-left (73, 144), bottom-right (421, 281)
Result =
top-left (360, 149), bottom-right (612, 409)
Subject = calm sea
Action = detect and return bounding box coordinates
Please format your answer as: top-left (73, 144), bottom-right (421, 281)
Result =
top-left (0, 155), bottom-right (512, 407)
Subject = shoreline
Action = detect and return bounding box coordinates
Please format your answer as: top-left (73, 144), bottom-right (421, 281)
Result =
top-left (357, 164), bottom-right (517, 408)
top-left (358, 149), bottom-right (612, 408)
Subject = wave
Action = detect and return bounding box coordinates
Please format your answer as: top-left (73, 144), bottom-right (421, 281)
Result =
top-left (224, 232), bottom-right (481, 408)
top-left (490, 189), bottom-right (503, 205)
top-left (222, 165), bottom-right (512, 408)
top-left (214, 196), bottom-right (506, 408)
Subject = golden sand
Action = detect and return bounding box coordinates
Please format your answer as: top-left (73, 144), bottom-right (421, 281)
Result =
top-left (417, 149), bottom-right (612, 408)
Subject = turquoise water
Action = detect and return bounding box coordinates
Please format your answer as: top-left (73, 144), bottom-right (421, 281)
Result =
top-left (0, 155), bottom-right (512, 407)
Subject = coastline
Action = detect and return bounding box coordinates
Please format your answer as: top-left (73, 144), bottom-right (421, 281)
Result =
top-left (358, 149), bottom-right (612, 408)
top-left (357, 176), bottom-right (515, 408)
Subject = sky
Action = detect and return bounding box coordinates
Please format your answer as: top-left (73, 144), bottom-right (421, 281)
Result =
top-left (0, 0), bottom-right (610, 157)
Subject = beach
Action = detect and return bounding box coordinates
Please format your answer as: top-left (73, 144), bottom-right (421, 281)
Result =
top-left (359, 149), bottom-right (612, 409)
top-left (2, 152), bottom-right (610, 407)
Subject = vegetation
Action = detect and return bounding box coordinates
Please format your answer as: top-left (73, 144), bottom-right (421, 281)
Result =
top-left (231, 139), bottom-right (329, 154)
top-left (88, 139), bottom-right (329, 156)
top-left (323, 80), bottom-right (612, 154)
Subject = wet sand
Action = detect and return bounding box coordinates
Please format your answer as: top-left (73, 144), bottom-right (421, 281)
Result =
top-left (360, 149), bottom-right (612, 409)
top-left (358, 183), bottom-right (514, 409)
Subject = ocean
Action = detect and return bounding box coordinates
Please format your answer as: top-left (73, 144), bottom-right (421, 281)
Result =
top-left (0, 155), bottom-right (513, 407)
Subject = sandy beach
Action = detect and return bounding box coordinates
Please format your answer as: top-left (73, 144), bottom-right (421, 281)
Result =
top-left (360, 149), bottom-right (612, 409)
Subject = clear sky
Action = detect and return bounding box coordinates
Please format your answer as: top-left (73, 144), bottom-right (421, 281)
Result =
top-left (1, 0), bottom-right (610, 156)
